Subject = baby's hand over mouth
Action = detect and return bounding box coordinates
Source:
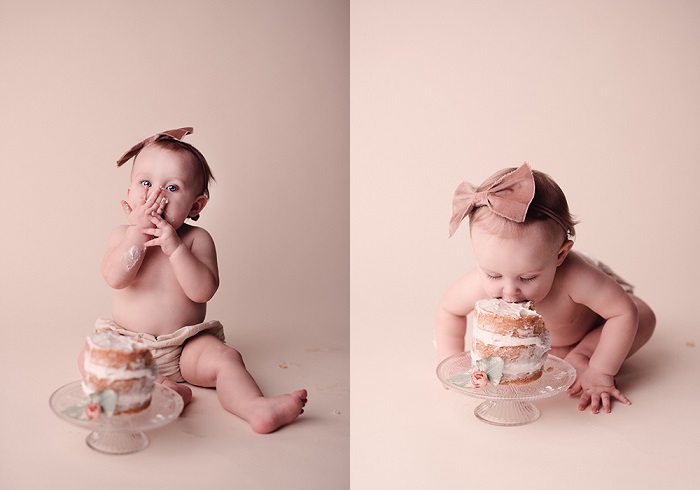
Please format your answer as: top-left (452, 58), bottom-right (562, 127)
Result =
top-left (122, 186), bottom-right (166, 228)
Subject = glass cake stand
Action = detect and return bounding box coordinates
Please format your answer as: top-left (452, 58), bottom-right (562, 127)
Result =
top-left (50, 381), bottom-right (183, 454)
top-left (437, 352), bottom-right (576, 426)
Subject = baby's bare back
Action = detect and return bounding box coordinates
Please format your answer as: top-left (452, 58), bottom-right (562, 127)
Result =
top-left (112, 247), bottom-right (207, 336)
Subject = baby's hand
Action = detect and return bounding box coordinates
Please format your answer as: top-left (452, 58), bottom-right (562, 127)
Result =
top-left (121, 186), bottom-right (168, 229)
top-left (568, 366), bottom-right (631, 414)
top-left (143, 213), bottom-right (182, 256)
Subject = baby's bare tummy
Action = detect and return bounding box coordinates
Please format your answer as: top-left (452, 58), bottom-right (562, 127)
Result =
top-left (112, 286), bottom-right (206, 337)
top-left (537, 301), bottom-right (602, 348)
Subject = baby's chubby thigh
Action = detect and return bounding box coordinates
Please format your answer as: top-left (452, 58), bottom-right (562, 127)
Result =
top-left (179, 333), bottom-right (242, 388)
top-left (549, 345), bottom-right (574, 359)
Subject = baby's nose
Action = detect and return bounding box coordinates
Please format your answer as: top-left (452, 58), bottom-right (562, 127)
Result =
top-left (501, 283), bottom-right (522, 302)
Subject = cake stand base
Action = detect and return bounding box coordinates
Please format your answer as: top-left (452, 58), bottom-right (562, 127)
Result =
top-left (86, 430), bottom-right (149, 454)
top-left (473, 399), bottom-right (540, 426)
top-left (437, 352), bottom-right (576, 426)
top-left (50, 381), bottom-right (183, 455)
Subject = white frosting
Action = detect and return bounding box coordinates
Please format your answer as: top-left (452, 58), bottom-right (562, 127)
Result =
top-left (124, 245), bottom-right (143, 272)
top-left (87, 331), bottom-right (144, 353)
top-left (83, 354), bottom-right (157, 380)
top-left (475, 298), bottom-right (540, 318)
top-left (473, 322), bottom-right (548, 347)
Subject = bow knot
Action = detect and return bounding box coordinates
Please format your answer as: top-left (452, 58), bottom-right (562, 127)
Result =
top-left (448, 163), bottom-right (535, 237)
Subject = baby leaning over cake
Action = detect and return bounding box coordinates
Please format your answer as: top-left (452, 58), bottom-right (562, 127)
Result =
top-left (78, 128), bottom-right (307, 433)
top-left (435, 163), bottom-right (655, 414)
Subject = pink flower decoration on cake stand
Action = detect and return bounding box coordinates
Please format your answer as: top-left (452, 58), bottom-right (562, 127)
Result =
top-left (85, 403), bottom-right (102, 420)
top-left (471, 371), bottom-right (488, 388)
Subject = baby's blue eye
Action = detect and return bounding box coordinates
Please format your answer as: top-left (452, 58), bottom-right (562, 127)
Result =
top-left (140, 180), bottom-right (152, 187)
top-left (165, 184), bottom-right (178, 192)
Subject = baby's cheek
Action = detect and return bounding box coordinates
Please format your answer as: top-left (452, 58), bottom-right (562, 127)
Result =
top-left (481, 283), bottom-right (500, 299)
top-left (526, 284), bottom-right (549, 303)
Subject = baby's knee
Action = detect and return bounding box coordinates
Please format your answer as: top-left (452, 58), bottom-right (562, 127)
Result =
top-left (634, 296), bottom-right (656, 342)
top-left (218, 345), bottom-right (243, 363)
top-left (197, 339), bottom-right (244, 366)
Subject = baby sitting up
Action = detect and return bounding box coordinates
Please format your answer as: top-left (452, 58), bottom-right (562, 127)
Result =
top-left (80, 127), bottom-right (307, 433)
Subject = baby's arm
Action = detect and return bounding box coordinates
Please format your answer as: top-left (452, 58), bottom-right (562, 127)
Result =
top-left (168, 226), bottom-right (219, 303)
top-left (100, 224), bottom-right (149, 289)
top-left (435, 271), bottom-right (483, 361)
top-left (101, 186), bottom-right (167, 289)
top-left (143, 215), bottom-right (219, 303)
top-left (566, 259), bottom-right (639, 411)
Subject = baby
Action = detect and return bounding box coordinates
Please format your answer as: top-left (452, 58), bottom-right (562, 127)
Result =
top-left (435, 163), bottom-right (655, 414)
top-left (83, 128), bottom-right (307, 433)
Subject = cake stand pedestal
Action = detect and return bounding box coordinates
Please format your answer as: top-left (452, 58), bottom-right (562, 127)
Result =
top-left (50, 381), bottom-right (183, 454)
top-left (437, 352), bottom-right (576, 426)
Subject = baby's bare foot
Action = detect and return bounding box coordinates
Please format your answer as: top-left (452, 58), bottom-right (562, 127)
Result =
top-left (159, 377), bottom-right (193, 407)
top-left (248, 389), bottom-right (308, 434)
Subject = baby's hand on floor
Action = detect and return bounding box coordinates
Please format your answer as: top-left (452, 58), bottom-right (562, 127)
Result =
top-left (568, 366), bottom-right (631, 414)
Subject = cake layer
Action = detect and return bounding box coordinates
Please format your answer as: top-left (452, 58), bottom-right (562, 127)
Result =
top-left (474, 299), bottom-right (546, 336)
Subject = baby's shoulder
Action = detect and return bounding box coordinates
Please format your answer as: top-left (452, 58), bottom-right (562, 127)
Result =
top-left (556, 251), bottom-right (613, 289)
top-left (440, 269), bottom-right (485, 314)
top-left (178, 224), bottom-right (216, 256)
top-left (179, 223), bottom-right (213, 242)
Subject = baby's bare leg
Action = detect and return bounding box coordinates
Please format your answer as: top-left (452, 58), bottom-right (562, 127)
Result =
top-left (566, 294), bottom-right (656, 368)
top-left (628, 295), bottom-right (656, 356)
top-left (179, 333), bottom-right (307, 434)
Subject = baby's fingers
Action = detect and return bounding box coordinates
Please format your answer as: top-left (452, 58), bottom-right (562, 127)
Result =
top-left (121, 200), bottom-right (132, 217)
top-left (567, 379), bottom-right (582, 397)
top-left (145, 186), bottom-right (163, 207)
top-left (577, 391), bottom-right (591, 411)
top-left (155, 196), bottom-right (168, 216)
top-left (610, 387), bottom-right (632, 406)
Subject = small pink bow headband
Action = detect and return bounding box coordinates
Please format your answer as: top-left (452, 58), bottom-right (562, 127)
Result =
top-left (449, 163), bottom-right (572, 237)
top-left (116, 127), bottom-right (194, 166)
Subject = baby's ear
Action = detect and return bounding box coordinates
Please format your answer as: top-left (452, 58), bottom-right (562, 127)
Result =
top-left (188, 195), bottom-right (208, 219)
top-left (557, 239), bottom-right (574, 266)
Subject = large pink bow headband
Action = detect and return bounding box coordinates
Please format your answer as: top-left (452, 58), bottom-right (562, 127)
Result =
top-left (116, 127), bottom-right (194, 166)
top-left (449, 163), bottom-right (571, 237)
top-left (449, 163), bottom-right (534, 237)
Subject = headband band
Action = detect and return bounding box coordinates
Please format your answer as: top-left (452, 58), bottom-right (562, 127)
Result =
top-left (116, 127), bottom-right (193, 167)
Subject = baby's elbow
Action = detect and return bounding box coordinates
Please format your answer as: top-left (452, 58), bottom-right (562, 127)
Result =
top-left (190, 280), bottom-right (219, 303)
top-left (102, 270), bottom-right (130, 290)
